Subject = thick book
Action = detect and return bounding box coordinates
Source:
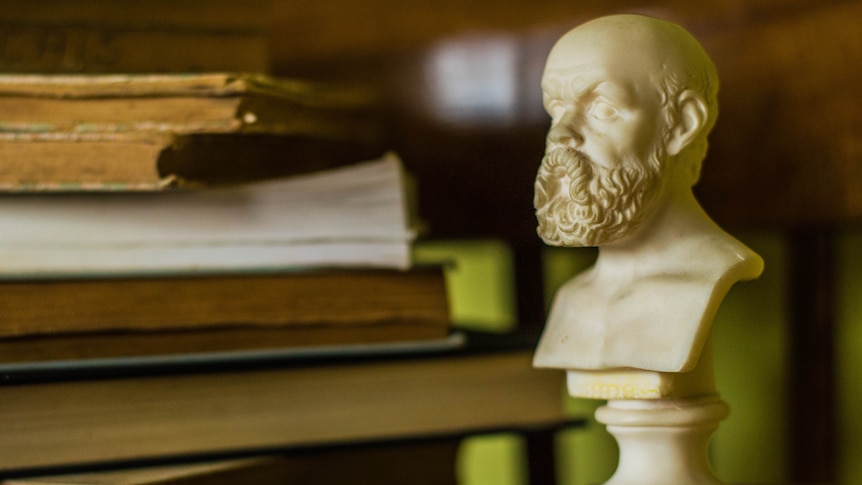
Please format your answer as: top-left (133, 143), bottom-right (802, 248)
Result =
top-left (0, 266), bottom-right (450, 359)
top-left (0, 73), bottom-right (378, 135)
top-left (0, 323), bottom-right (453, 370)
top-left (0, 131), bottom-right (384, 190)
top-left (1, 458), bottom-right (282, 485)
top-left (2, 445), bottom-right (460, 485)
top-left (0, 0), bottom-right (272, 74)
top-left (0, 29), bottom-right (269, 75)
top-left (0, 153), bottom-right (416, 275)
top-left (0, 73), bottom-right (382, 190)
top-left (0, 337), bottom-right (568, 476)
top-left (0, 442), bottom-right (470, 485)
top-left (0, 0), bottom-right (271, 31)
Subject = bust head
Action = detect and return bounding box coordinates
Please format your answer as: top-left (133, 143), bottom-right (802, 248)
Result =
top-left (534, 14), bottom-right (718, 247)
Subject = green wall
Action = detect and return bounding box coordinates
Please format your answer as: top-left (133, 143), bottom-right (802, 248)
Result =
top-left (837, 229), bottom-right (862, 485)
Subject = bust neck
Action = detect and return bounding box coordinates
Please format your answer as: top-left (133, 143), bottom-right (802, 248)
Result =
top-left (590, 182), bottom-right (762, 286)
top-left (595, 185), bottom-right (707, 267)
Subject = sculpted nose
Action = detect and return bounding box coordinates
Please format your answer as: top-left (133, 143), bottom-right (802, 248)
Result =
top-left (547, 110), bottom-right (584, 151)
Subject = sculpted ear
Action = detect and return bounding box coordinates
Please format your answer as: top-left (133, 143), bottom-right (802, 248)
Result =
top-left (665, 90), bottom-right (708, 157)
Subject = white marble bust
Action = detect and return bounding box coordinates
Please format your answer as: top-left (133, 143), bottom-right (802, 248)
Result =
top-left (532, 14), bottom-right (764, 398)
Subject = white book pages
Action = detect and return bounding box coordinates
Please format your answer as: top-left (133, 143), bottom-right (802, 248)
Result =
top-left (0, 153), bottom-right (415, 277)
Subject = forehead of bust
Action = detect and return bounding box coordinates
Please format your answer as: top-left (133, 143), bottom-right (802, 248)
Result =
top-left (542, 14), bottom-right (707, 96)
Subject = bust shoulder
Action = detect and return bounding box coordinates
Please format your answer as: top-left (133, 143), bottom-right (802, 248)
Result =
top-left (534, 225), bottom-right (763, 372)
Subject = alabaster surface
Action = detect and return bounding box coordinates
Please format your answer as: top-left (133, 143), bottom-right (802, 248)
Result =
top-left (566, 338), bottom-right (717, 400)
top-left (532, 14), bottom-right (764, 382)
top-left (596, 396), bottom-right (730, 485)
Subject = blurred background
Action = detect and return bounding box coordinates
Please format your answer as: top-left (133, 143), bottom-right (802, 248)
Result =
top-left (3, 0), bottom-right (860, 483)
top-left (267, 2), bottom-right (860, 483)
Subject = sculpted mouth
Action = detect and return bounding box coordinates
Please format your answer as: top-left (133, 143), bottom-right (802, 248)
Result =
top-left (545, 142), bottom-right (578, 156)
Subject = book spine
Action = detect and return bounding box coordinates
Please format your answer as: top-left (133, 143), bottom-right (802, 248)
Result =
top-left (0, 26), bottom-right (269, 74)
top-left (0, 0), bottom-right (272, 31)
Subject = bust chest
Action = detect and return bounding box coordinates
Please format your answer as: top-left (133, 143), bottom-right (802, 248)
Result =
top-left (534, 271), bottom-right (719, 372)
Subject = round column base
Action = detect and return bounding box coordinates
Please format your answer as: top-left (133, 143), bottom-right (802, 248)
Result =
top-left (595, 395), bottom-right (729, 485)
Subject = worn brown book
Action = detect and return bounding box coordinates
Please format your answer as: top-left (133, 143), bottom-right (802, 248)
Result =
top-left (0, 0), bottom-right (271, 31)
top-left (0, 131), bottom-right (383, 190)
top-left (0, 448), bottom-right (462, 485)
top-left (0, 73), bottom-right (382, 190)
top-left (0, 0), bottom-right (272, 74)
top-left (0, 322), bottom-right (453, 368)
top-left (0, 267), bottom-right (449, 341)
top-left (0, 73), bottom-right (379, 135)
top-left (1, 445), bottom-right (463, 485)
top-left (0, 29), bottom-right (269, 75)
top-left (1, 458), bottom-right (284, 485)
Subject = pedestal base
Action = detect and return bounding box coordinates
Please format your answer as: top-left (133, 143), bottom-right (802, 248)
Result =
top-left (595, 395), bottom-right (729, 485)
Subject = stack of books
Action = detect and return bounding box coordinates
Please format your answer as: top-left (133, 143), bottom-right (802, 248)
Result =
top-left (0, 6), bottom-right (570, 483)
top-left (0, 72), bottom-right (452, 369)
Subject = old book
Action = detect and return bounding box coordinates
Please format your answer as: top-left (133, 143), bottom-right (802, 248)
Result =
top-left (0, 153), bottom-right (415, 274)
top-left (0, 339), bottom-right (567, 475)
top-left (0, 456), bottom-right (290, 485)
top-left (2, 444), bottom-right (460, 485)
top-left (0, 29), bottom-right (269, 75)
top-left (0, 321), bottom-right (452, 369)
top-left (0, 0), bottom-right (271, 31)
top-left (1, 458), bottom-right (283, 485)
top-left (0, 266), bottom-right (449, 341)
top-left (0, 0), bottom-right (272, 74)
top-left (0, 73), bottom-right (379, 135)
top-left (0, 73), bottom-right (383, 190)
top-left (0, 131), bottom-right (384, 190)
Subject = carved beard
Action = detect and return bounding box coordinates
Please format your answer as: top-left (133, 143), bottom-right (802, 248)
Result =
top-left (534, 147), bottom-right (664, 247)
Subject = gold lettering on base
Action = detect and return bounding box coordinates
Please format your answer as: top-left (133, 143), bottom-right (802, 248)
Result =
top-left (585, 384), bottom-right (660, 400)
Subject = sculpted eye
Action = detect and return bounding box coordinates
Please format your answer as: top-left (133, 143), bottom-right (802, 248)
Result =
top-left (590, 100), bottom-right (619, 121)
